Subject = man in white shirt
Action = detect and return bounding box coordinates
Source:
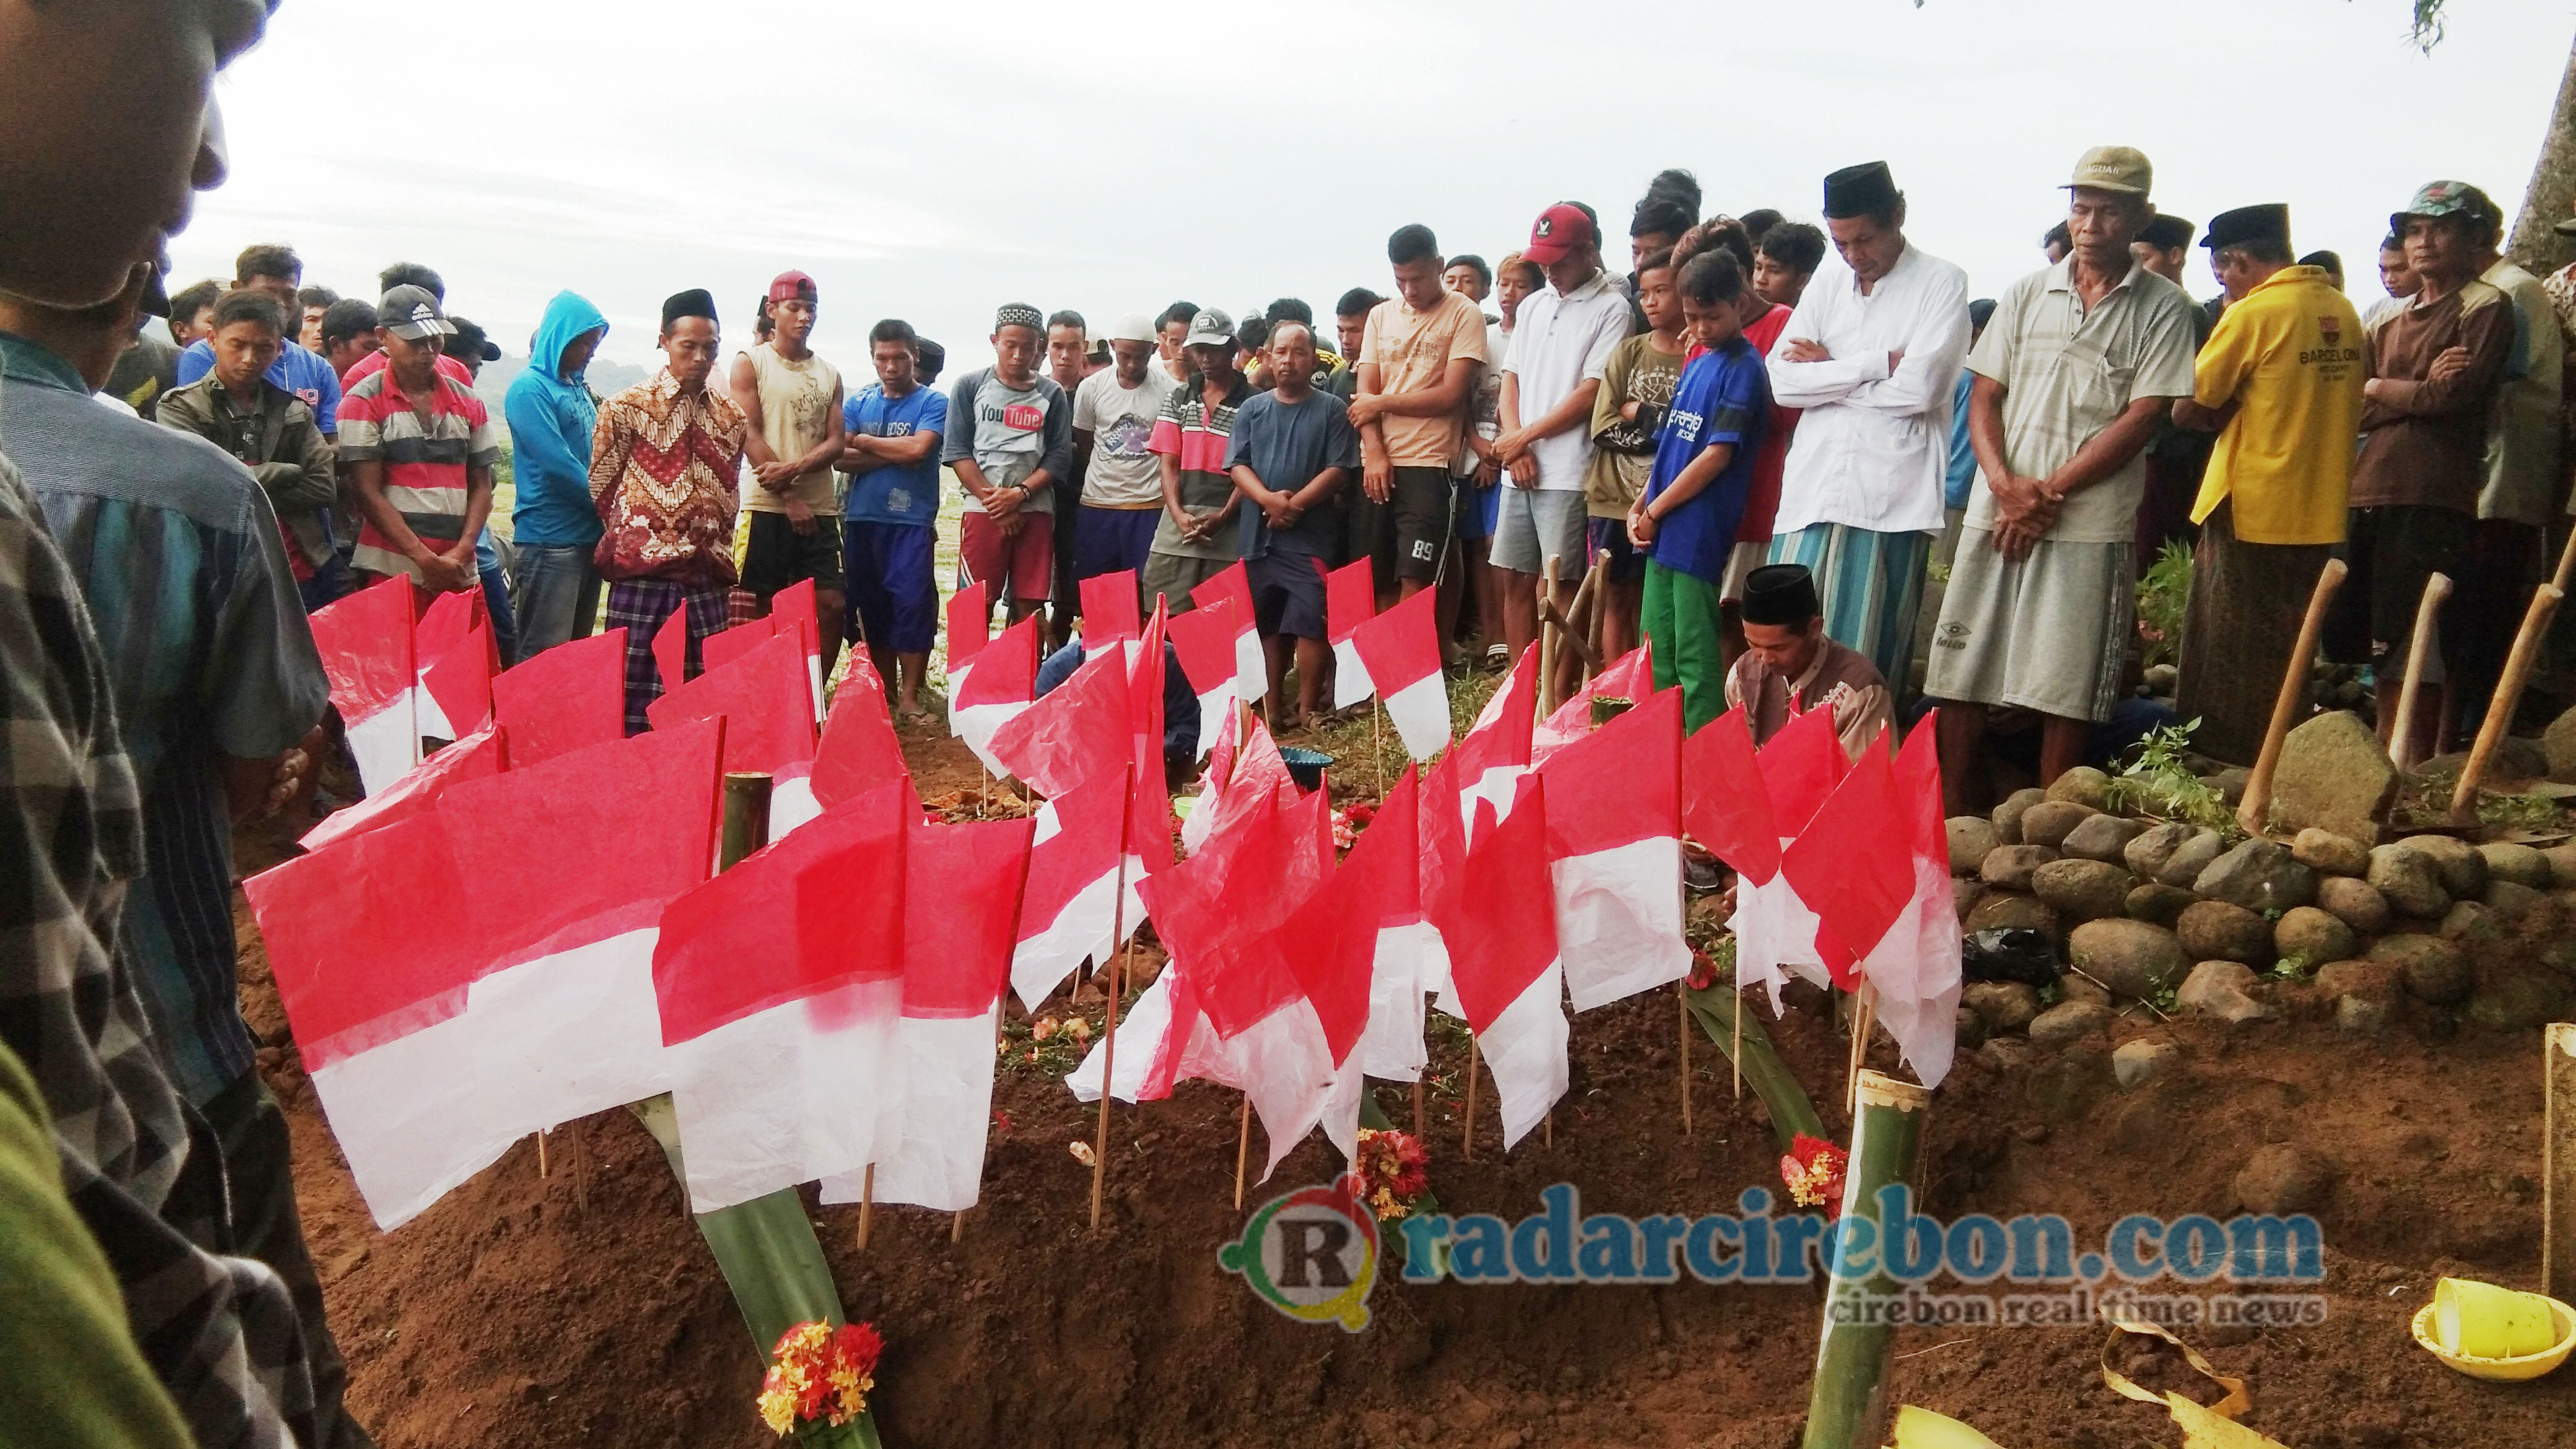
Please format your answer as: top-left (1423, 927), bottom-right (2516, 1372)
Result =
top-left (1765, 161), bottom-right (1972, 690)
top-left (1072, 313), bottom-right (1183, 617)
top-left (1497, 202), bottom-right (1634, 676)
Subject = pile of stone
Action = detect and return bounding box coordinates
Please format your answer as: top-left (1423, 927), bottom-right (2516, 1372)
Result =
top-left (1948, 752), bottom-right (2576, 1051)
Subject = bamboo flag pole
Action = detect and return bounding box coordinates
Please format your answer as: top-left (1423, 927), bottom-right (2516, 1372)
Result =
top-left (1732, 967), bottom-right (1743, 1101)
top-left (856, 1166), bottom-right (875, 1251)
top-left (1677, 981), bottom-right (1694, 1136)
top-left (1461, 1037), bottom-right (1481, 1162)
top-left (1538, 555), bottom-right (1562, 716)
top-left (2237, 557), bottom-right (2347, 838)
top-left (2450, 583), bottom-right (2565, 827)
top-left (1373, 698), bottom-right (1386, 799)
top-left (1088, 762), bottom-right (1139, 1234)
top-left (1802, 1071), bottom-right (1933, 1449)
top-left (2390, 572), bottom-right (2451, 775)
top-left (1232, 1094), bottom-right (1253, 1210)
top-left (1412, 1077), bottom-right (1425, 1139)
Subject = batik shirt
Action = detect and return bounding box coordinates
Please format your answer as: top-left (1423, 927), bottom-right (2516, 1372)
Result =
top-left (588, 368), bottom-right (749, 588)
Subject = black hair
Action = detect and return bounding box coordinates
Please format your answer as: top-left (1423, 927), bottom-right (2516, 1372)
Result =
top-left (1968, 298), bottom-right (1998, 335)
top-left (2137, 214), bottom-right (2195, 252)
top-left (1263, 297), bottom-right (1313, 327)
top-left (2299, 250), bottom-right (2344, 283)
top-left (1387, 224), bottom-right (1440, 267)
top-left (1447, 254), bottom-right (1492, 289)
top-left (379, 261), bottom-right (446, 302)
top-left (2042, 221), bottom-right (2072, 253)
top-left (1268, 318), bottom-right (1318, 351)
top-left (319, 298), bottom-right (378, 350)
top-left (1643, 167), bottom-right (1702, 219)
top-left (1679, 250), bottom-right (1747, 308)
top-left (2219, 237), bottom-right (2294, 265)
top-left (1335, 287), bottom-right (1385, 319)
top-left (1634, 246), bottom-right (1677, 279)
top-left (210, 289), bottom-right (285, 336)
top-left (169, 278), bottom-right (224, 324)
top-left (1630, 196), bottom-right (1694, 243)
top-left (915, 338), bottom-right (946, 383)
top-left (234, 243), bottom-right (301, 284)
top-left (443, 316), bottom-right (492, 361)
top-left (1237, 316), bottom-right (1273, 351)
top-left (2379, 233), bottom-right (2405, 254)
top-left (869, 318), bottom-right (918, 348)
top-left (1738, 208), bottom-right (1785, 243)
top-left (1157, 301), bottom-right (1198, 331)
top-left (1046, 309), bottom-right (1086, 334)
top-left (1564, 199), bottom-right (1601, 240)
top-left (1759, 222), bottom-right (1827, 277)
top-left (295, 284), bottom-right (339, 311)
top-left (1702, 217), bottom-right (1756, 275)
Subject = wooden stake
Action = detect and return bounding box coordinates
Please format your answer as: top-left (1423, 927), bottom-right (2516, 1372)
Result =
top-left (2450, 584), bottom-right (2564, 826)
top-left (1544, 1109), bottom-right (1552, 1149)
top-left (1412, 1077), bottom-right (1425, 1139)
top-left (1089, 882), bottom-right (1133, 1234)
top-left (1233, 1094), bottom-right (1252, 1210)
top-left (1538, 554), bottom-right (1563, 716)
top-left (1731, 973), bottom-right (1743, 1100)
top-left (951, 1209), bottom-right (964, 1243)
top-left (2236, 557), bottom-right (2347, 838)
top-left (856, 1165), bottom-right (875, 1251)
top-left (1461, 1036), bottom-right (1481, 1162)
top-left (2546, 1023), bottom-right (2576, 1302)
top-left (2390, 572), bottom-right (2452, 775)
top-left (536, 1128), bottom-right (548, 1179)
top-left (1678, 981), bottom-right (1694, 1137)
top-left (1373, 698), bottom-right (1386, 799)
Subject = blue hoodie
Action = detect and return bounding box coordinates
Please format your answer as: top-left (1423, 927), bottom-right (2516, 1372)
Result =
top-left (505, 290), bottom-right (608, 548)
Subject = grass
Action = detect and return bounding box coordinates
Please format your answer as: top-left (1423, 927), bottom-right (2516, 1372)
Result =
top-left (2397, 762), bottom-right (2570, 834)
top-left (2136, 539), bottom-right (2191, 670)
top-left (2101, 717), bottom-right (2242, 840)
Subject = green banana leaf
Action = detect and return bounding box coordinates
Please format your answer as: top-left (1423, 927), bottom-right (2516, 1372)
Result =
top-left (1681, 982), bottom-right (1828, 1150)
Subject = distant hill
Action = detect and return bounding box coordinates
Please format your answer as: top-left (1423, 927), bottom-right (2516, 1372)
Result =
top-left (472, 354), bottom-right (650, 407)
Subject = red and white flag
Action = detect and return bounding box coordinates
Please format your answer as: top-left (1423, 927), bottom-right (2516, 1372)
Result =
top-left (1835, 715), bottom-right (1963, 1088)
top-left (1533, 641), bottom-right (1654, 765)
top-left (1183, 714), bottom-right (1294, 856)
top-left (1437, 775), bottom-right (1565, 1151)
top-left (1167, 596), bottom-right (1242, 762)
top-left (952, 613), bottom-right (1039, 778)
top-left (1126, 602), bottom-right (1173, 875)
top-left (942, 580), bottom-right (991, 738)
top-left (653, 784), bottom-right (912, 1211)
top-left (1322, 558), bottom-right (1376, 710)
top-left (1284, 765), bottom-right (1430, 1157)
top-left (986, 641), bottom-right (1129, 798)
top-left (298, 721), bottom-right (505, 853)
top-left (1535, 687), bottom-right (1689, 1011)
top-left (1351, 585), bottom-right (1449, 760)
top-left (648, 629), bottom-right (820, 840)
top-left (811, 653), bottom-right (918, 816)
top-left (492, 627), bottom-right (626, 769)
top-left (821, 814), bottom-right (1032, 1213)
top-left (414, 587), bottom-right (493, 742)
top-left (652, 598), bottom-right (691, 698)
top-left (1079, 570), bottom-right (1141, 652)
top-left (309, 575), bottom-right (419, 793)
top-left (1190, 560), bottom-right (1266, 704)
top-left (1451, 643), bottom-right (1536, 826)
top-left (1009, 766), bottom-right (1143, 1012)
top-left (771, 577), bottom-right (825, 720)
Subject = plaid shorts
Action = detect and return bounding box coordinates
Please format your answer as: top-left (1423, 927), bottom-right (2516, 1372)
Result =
top-left (606, 578), bottom-right (731, 734)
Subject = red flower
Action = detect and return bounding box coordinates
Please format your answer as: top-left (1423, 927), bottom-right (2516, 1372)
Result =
top-left (1779, 1133), bottom-right (1850, 1219)
top-left (1686, 949), bottom-right (1718, 991)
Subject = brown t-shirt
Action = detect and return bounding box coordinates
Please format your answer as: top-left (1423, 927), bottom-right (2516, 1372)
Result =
top-left (1359, 290), bottom-right (1489, 466)
top-left (1725, 635), bottom-right (1894, 762)
top-left (2350, 281), bottom-right (2514, 515)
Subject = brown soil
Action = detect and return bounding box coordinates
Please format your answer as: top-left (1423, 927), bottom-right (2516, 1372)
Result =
top-left (237, 717), bottom-right (2576, 1449)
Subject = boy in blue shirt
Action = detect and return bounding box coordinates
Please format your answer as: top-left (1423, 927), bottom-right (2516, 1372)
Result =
top-left (1632, 250), bottom-right (1771, 731)
top-left (839, 320), bottom-right (947, 717)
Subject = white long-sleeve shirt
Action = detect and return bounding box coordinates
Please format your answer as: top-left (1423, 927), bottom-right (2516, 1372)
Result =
top-left (1764, 242), bottom-right (1971, 536)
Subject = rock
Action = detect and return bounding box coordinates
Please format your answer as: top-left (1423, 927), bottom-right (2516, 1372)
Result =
top-left (2156, 829), bottom-right (2226, 888)
top-left (2032, 858), bottom-right (2131, 922)
top-left (2482, 879), bottom-right (2550, 930)
top-left (1954, 1006), bottom-right (1988, 1049)
top-left (2316, 876), bottom-right (2392, 934)
top-left (2028, 999), bottom-right (2113, 1050)
top-left (2143, 663), bottom-right (2178, 695)
top-left (2427, 736), bottom-right (2551, 782)
top-left (2211, 766), bottom-right (2251, 804)
top-left (2234, 1144), bottom-right (2331, 1214)
top-left (2113, 1038), bottom-right (2180, 1090)
top-left (2336, 994), bottom-right (2395, 1034)
top-left (2019, 801), bottom-right (2098, 850)
top-left (2539, 938), bottom-right (2576, 978)
top-left (1953, 881), bottom-right (1986, 922)
top-left (2177, 900), bottom-right (2274, 966)
top-left (2267, 711), bottom-right (2399, 843)
top-left (2178, 960), bottom-right (2274, 1022)
top-left (2479, 842), bottom-right (2553, 889)
top-left (2066, 918), bottom-right (2188, 1001)
top-left (2465, 972), bottom-right (2567, 1032)
top-left (2124, 822), bottom-right (2198, 880)
top-left (2125, 883), bottom-right (2199, 926)
top-left (2273, 907), bottom-right (2356, 968)
top-left (2024, 1042), bottom-right (2113, 1121)
top-left (1946, 817), bottom-right (1999, 875)
top-left (2313, 959), bottom-right (2400, 1003)
top-left (2439, 900), bottom-right (2502, 944)
top-left (2290, 828), bottom-right (2370, 878)
top-left (2370, 934), bottom-right (2470, 1005)
top-left (2546, 705), bottom-right (2576, 783)
top-left (2544, 843), bottom-right (2576, 889)
top-left (1980, 1037), bottom-right (2035, 1071)
top-left (2396, 833), bottom-right (2487, 899)
top-left (1990, 787), bottom-right (2047, 845)
top-left (1961, 981), bottom-right (2040, 1034)
top-left (2045, 766), bottom-right (2113, 811)
top-left (2192, 838), bottom-right (2318, 912)
top-left (2366, 844), bottom-right (2450, 918)
top-left (2056, 972), bottom-right (2112, 1008)
top-left (1963, 891), bottom-right (2061, 944)
top-left (1980, 844), bottom-right (2060, 892)
top-left (2060, 814), bottom-right (2147, 864)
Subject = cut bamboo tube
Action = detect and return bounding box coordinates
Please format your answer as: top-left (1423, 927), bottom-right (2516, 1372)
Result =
top-left (2449, 583), bottom-right (2564, 825)
top-left (2390, 572), bottom-right (2451, 775)
top-left (2237, 557), bottom-right (2346, 838)
top-left (2547, 1023), bottom-right (2576, 1302)
top-left (1801, 1071), bottom-right (1933, 1449)
top-left (1538, 555), bottom-right (1563, 716)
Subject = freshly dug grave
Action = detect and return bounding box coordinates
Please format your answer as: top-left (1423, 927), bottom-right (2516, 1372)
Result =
top-left (238, 723), bottom-right (2576, 1449)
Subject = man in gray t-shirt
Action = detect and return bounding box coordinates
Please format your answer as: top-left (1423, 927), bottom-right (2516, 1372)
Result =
top-left (942, 303), bottom-right (1074, 622)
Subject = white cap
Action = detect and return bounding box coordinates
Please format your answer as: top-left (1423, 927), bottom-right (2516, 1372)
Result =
top-left (1110, 312), bottom-right (1157, 344)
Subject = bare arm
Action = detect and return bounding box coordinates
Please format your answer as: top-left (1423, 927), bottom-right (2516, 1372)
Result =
top-left (450, 463), bottom-right (495, 570)
top-left (1353, 357), bottom-right (1481, 422)
top-left (731, 355), bottom-right (788, 489)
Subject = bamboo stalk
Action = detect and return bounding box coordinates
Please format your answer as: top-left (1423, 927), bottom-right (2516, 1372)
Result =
top-left (1233, 1094), bottom-right (1253, 1210)
top-left (2449, 584), bottom-right (2564, 825)
top-left (2548, 1023), bottom-right (2576, 1302)
top-left (1538, 555), bottom-right (1563, 716)
top-left (1801, 1072), bottom-right (1934, 1449)
top-left (2390, 572), bottom-right (2451, 774)
top-left (856, 1165), bottom-right (874, 1251)
top-left (1732, 973), bottom-right (1743, 1101)
top-left (1461, 1036), bottom-right (1481, 1162)
top-left (951, 1209), bottom-right (964, 1243)
top-left (2237, 558), bottom-right (2346, 838)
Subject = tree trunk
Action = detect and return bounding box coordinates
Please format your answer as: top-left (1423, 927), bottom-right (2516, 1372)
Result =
top-left (2507, 32), bottom-right (2576, 272)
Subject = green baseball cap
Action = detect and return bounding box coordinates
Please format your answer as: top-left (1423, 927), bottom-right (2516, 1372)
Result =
top-left (2390, 180), bottom-right (2499, 237)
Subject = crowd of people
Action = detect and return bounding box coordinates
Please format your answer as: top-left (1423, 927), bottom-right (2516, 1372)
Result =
top-left (1, 2), bottom-right (2574, 1443)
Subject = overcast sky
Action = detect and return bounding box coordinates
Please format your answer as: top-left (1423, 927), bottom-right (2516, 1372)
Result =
top-left (173, 0), bottom-right (2572, 376)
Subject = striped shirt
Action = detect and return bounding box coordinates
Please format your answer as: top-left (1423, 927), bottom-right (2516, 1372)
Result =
top-left (1146, 373), bottom-right (1250, 561)
top-left (337, 365), bottom-right (500, 580)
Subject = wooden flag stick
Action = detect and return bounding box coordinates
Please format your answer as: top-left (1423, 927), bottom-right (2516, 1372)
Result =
top-left (1233, 1094), bottom-right (1253, 1211)
top-left (1678, 981), bottom-right (1694, 1137)
top-left (856, 1165), bottom-right (875, 1251)
top-left (1544, 1109), bottom-right (1552, 1149)
top-left (1088, 879), bottom-right (1132, 1234)
top-left (2390, 572), bottom-right (2452, 775)
top-left (2450, 583), bottom-right (2565, 826)
top-left (2237, 557), bottom-right (2347, 838)
top-left (951, 1209), bottom-right (964, 1243)
top-left (1732, 971), bottom-right (1743, 1100)
top-left (1461, 1036), bottom-right (1481, 1162)
top-left (1373, 698), bottom-right (1386, 799)
top-left (1412, 1077), bottom-right (1425, 1139)
top-left (536, 1129), bottom-right (548, 1179)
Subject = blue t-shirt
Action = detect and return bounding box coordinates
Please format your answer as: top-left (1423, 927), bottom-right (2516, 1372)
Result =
top-left (1223, 388), bottom-right (1359, 558)
top-left (1643, 337), bottom-right (1769, 585)
top-left (1943, 367), bottom-right (1975, 510)
top-left (843, 383), bottom-right (947, 526)
top-left (175, 337), bottom-right (343, 435)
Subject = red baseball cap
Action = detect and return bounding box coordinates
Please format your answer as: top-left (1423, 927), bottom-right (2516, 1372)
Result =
top-left (1522, 204), bottom-right (1594, 265)
top-left (767, 269), bottom-right (817, 306)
